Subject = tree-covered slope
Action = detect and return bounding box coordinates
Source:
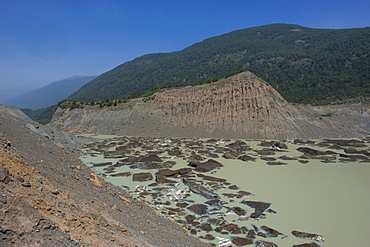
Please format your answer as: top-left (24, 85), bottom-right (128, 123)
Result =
top-left (69, 24), bottom-right (370, 104)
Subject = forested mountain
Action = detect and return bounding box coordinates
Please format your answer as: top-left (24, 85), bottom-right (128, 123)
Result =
top-left (69, 24), bottom-right (370, 104)
top-left (4, 75), bottom-right (96, 110)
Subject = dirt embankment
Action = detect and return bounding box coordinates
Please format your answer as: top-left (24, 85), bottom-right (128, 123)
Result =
top-left (50, 72), bottom-right (370, 139)
top-left (0, 105), bottom-right (207, 247)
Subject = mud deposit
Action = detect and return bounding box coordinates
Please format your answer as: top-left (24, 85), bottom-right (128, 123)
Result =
top-left (79, 136), bottom-right (370, 247)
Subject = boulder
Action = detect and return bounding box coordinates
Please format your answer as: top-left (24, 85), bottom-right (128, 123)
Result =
top-left (130, 161), bottom-right (173, 169)
top-left (183, 179), bottom-right (219, 199)
top-left (92, 162), bottom-right (112, 167)
top-left (293, 243), bottom-right (321, 247)
top-left (0, 167), bottom-right (11, 184)
top-left (297, 147), bottom-right (336, 156)
top-left (197, 174), bottom-right (226, 182)
top-left (260, 225), bottom-right (283, 237)
top-left (204, 234), bottom-right (215, 240)
top-left (292, 230), bottom-right (325, 242)
top-left (232, 206), bottom-right (246, 216)
top-left (217, 223), bottom-right (243, 234)
top-left (267, 161), bottom-right (287, 166)
top-left (132, 172), bottom-right (153, 182)
top-left (188, 159), bottom-right (223, 172)
top-left (238, 155), bottom-right (256, 162)
top-left (185, 214), bottom-right (196, 224)
top-left (258, 140), bottom-right (288, 149)
top-left (187, 204), bottom-right (208, 215)
top-left (199, 222), bottom-right (213, 232)
top-left (223, 152), bottom-right (239, 159)
top-left (255, 240), bottom-right (278, 247)
top-left (241, 201), bottom-right (271, 218)
top-left (111, 172), bottom-right (132, 177)
top-left (231, 237), bottom-right (253, 246)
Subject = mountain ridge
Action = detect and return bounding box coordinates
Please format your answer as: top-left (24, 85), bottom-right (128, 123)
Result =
top-left (3, 75), bottom-right (96, 110)
top-left (69, 24), bottom-right (370, 103)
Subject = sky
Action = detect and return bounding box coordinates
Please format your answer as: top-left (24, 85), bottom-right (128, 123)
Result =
top-left (1, 0), bottom-right (369, 101)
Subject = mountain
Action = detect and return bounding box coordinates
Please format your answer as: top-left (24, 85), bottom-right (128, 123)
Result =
top-left (51, 72), bottom-right (370, 139)
top-left (69, 24), bottom-right (370, 104)
top-left (4, 75), bottom-right (96, 110)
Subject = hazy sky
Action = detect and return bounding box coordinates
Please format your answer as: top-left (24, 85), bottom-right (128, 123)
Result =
top-left (1, 0), bottom-right (369, 100)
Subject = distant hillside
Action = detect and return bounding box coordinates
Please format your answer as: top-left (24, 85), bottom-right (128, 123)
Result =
top-left (4, 75), bottom-right (96, 110)
top-left (52, 72), bottom-right (370, 139)
top-left (69, 24), bottom-right (370, 104)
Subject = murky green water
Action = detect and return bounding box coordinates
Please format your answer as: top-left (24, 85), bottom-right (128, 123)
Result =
top-left (78, 136), bottom-right (370, 247)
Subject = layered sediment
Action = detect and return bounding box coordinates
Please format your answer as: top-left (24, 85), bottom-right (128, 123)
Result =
top-left (51, 72), bottom-right (370, 139)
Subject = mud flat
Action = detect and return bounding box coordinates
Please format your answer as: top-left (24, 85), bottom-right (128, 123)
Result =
top-left (79, 135), bottom-right (370, 247)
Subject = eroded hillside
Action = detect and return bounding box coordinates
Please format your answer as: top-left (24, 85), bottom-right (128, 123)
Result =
top-left (50, 72), bottom-right (370, 139)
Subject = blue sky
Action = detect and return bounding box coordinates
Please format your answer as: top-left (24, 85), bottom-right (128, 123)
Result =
top-left (1, 0), bottom-right (369, 100)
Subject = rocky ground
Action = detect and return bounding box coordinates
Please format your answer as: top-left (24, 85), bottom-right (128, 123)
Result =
top-left (0, 105), bottom-right (208, 247)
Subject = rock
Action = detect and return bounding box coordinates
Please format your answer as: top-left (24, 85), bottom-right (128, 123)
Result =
top-left (204, 234), bottom-right (215, 240)
top-left (278, 155), bottom-right (297, 160)
top-left (232, 206), bottom-right (246, 216)
top-left (232, 237), bottom-right (253, 246)
top-left (140, 154), bottom-right (162, 162)
top-left (130, 161), bottom-right (173, 169)
top-left (187, 204), bottom-right (208, 215)
top-left (156, 168), bottom-right (191, 183)
top-left (257, 150), bottom-right (276, 156)
top-left (255, 240), bottom-right (278, 247)
top-left (199, 222), bottom-right (213, 232)
top-left (132, 172), bottom-right (153, 182)
top-left (205, 199), bottom-right (221, 206)
top-left (189, 153), bottom-right (205, 161)
top-left (321, 139), bottom-right (366, 147)
top-left (218, 223), bottom-right (242, 234)
top-left (293, 242), bottom-right (321, 247)
top-left (22, 182), bottom-right (32, 187)
top-left (228, 185), bottom-right (239, 190)
top-left (197, 173), bottom-right (226, 182)
top-left (260, 225), bottom-right (283, 237)
top-left (241, 201), bottom-right (271, 218)
top-left (259, 140), bottom-right (288, 149)
top-left (185, 214), bottom-right (196, 224)
top-left (223, 152), bottom-right (239, 159)
top-left (267, 161), bottom-right (287, 165)
top-left (188, 159), bottom-right (222, 172)
top-left (92, 162), bottom-right (112, 167)
top-left (246, 229), bottom-right (255, 239)
top-left (110, 172), bottom-right (132, 177)
top-left (238, 190), bottom-right (251, 196)
top-left (223, 193), bottom-right (243, 198)
top-left (292, 230), bottom-right (325, 242)
top-left (208, 218), bottom-right (224, 226)
top-left (176, 202), bottom-right (188, 208)
top-left (261, 156), bottom-right (276, 161)
top-left (183, 179), bottom-right (219, 199)
top-left (89, 172), bottom-right (102, 187)
top-left (0, 167), bottom-right (11, 184)
top-left (238, 155), bottom-right (256, 162)
top-left (227, 141), bottom-right (250, 152)
top-left (297, 147), bottom-right (336, 156)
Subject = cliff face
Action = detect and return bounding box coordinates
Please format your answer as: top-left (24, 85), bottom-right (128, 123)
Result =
top-left (50, 72), bottom-right (370, 139)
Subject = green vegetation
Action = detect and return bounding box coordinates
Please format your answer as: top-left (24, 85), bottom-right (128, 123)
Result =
top-left (21, 105), bottom-right (58, 124)
top-left (69, 24), bottom-right (370, 104)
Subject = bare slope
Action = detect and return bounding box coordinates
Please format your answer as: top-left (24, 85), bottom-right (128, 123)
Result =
top-left (0, 104), bottom-right (207, 247)
top-left (51, 72), bottom-right (370, 139)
